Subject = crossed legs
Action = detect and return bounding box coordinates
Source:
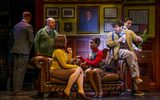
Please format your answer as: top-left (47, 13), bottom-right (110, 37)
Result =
top-left (50, 67), bottom-right (85, 96)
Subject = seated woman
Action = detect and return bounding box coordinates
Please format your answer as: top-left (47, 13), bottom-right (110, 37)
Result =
top-left (50, 34), bottom-right (87, 99)
top-left (78, 38), bottom-right (104, 98)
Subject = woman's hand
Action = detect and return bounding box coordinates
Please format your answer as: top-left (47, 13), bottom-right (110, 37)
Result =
top-left (80, 61), bottom-right (87, 67)
top-left (67, 47), bottom-right (72, 54)
top-left (76, 56), bottom-right (85, 62)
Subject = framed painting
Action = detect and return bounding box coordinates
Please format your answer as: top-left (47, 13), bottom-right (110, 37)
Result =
top-left (128, 9), bottom-right (149, 34)
top-left (77, 6), bottom-right (100, 34)
top-left (104, 7), bottom-right (117, 18)
top-left (46, 7), bottom-right (59, 18)
top-left (61, 7), bottom-right (75, 18)
top-left (128, 9), bottom-right (149, 24)
top-left (104, 21), bottom-right (115, 32)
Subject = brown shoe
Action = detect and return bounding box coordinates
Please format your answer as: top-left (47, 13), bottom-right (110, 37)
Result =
top-left (14, 91), bottom-right (30, 96)
top-left (134, 77), bottom-right (143, 83)
top-left (132, 90), bottom-right (145, 96)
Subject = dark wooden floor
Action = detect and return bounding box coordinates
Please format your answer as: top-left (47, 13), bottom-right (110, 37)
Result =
top-left (0, 90), bottom-right (160, 100)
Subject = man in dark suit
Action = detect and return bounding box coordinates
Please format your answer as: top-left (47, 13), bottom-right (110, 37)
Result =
top-left (11, 11), bottom-right (34, 95)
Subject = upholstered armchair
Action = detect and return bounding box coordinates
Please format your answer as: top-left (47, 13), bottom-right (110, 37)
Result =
top-left (30, 56), bottom-right (76, 97)
top-left (30, 49), bottom-right (127, 97)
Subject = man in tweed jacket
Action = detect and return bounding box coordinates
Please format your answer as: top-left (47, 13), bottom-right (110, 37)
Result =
top-left (106, 20), bottom-right (144, 96)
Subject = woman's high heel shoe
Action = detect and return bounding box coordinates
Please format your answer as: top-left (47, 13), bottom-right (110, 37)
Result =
top-left (97, 92), bottom-right (103, 98)
top-left (64, 91), bottom-right (73, 99)
top-left (78, 92), bottom-right (90, 100)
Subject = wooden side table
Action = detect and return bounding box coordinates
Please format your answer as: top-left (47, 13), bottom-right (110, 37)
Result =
top-left (136, 51), bottom-right (152, 91)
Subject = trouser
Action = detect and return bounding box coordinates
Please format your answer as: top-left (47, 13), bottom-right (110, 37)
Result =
top-left (118, 49), bottom-right (140, 90)
top-left (13, 53), bottom-right (29, 92)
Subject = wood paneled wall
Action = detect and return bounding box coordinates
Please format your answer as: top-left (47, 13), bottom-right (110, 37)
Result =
top-left (35, 0), bottom-right (159, 90)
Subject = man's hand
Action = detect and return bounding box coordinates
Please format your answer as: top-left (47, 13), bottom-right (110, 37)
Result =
top-left (35, 52), bottom-right (40, 56)
top-left (137, 36), bottom-right (143, 43)
top-left (116, 36), bottom-right (125, 44)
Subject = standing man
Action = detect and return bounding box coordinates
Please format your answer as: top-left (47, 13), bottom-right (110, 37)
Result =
top-left (34, 17), bottom-right (59, 57)
top-left (31, 18), bottom-right (59, 91)
top-left (11, 11), bottom-right (34, 95)
top-left (106, 20), bottom-right (144, 96)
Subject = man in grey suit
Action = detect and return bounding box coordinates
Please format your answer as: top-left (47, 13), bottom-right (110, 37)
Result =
top-left (11, 11), bottom-right (34, 95)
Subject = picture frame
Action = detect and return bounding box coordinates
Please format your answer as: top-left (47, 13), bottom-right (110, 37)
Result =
top-left (128, 9), bottom-right (149, 24)
top-left (77, 6), bottom-right (100, 34)
top-left (61, 7), bottom-right (75, 18)
top-left (104, 7), bottom-right (117, 18)
top-left (46, 7), bottom-right (59, 18)
top-left (128, 9), bottom-right (149, 34)
top-left (64, 22), bottom-right (73, 32)
top-left (104, 21), bottom-right (115, 32)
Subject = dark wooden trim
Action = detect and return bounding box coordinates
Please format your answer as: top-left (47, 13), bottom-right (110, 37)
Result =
top-left (43, 1), bottom-right (122, 4)
top-left (155, 3), bottom-right (160, 90)
top-left (35, 0), bottom-right (44, 32)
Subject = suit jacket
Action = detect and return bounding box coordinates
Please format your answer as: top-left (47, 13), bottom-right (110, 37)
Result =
top-left (11, 20), bottom-right (34, 55)
top-left (106, 30), bottom-right (139, 60)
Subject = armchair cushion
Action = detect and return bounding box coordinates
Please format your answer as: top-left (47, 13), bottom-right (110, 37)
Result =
top-left (102, 72), bottom-right (120, 82)
top-left (49, 77), bottom-right (67, 85)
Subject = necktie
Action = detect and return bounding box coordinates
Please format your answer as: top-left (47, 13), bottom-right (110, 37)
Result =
top-left (48, 31), bottom-right (51, 35)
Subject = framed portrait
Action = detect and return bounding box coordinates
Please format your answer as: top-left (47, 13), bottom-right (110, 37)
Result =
top-left (104, 21), bottom-right (115, 32)
top-left (77, 6), bottom-right (100, 34)
top-left (128, 9), bottom-right (149, 34)
top-left (61, 7), bottom-right (75, 18)
top-left (46, 7), bottom-right (59, 18)
top-left (55, 21), bottom-right (59, 32)
top-left (104, 7), bottom-right (117, 18)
